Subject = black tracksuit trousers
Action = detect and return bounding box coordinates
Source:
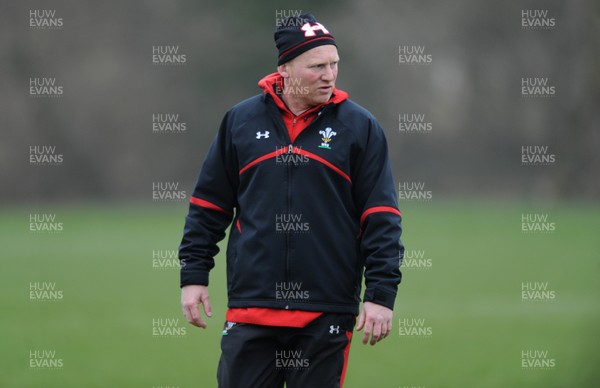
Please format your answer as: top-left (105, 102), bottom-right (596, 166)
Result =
top-left (217, 313), bottom-right (356, 388)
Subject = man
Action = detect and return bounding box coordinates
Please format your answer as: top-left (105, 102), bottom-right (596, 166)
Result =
top-left (179, 13), bottom-right (404, 388)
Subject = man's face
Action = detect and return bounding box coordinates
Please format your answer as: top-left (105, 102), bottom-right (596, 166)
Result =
top-left (278, 45), bottom-right (339, 107)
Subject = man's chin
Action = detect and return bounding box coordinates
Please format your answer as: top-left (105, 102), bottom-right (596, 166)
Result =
top-left (312, 94), bottom-right (332, 105)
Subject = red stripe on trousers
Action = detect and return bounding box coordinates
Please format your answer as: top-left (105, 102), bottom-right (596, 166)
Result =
top-left (340, 331), bottom-right (353, 387)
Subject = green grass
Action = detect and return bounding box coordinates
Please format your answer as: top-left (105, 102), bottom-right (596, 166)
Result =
top-left (1, 201), bottom-right (599, 387)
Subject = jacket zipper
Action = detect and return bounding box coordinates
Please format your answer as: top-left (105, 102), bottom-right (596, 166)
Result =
top-left (267, 99), bottom-right (330, 308)
top-left (285, 150), bottom-right (292, 309)
top-left (283, 108), bottom-right (328, 306)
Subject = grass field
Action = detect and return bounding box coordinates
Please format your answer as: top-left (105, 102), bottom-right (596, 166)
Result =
top-left (1, 201), bottom-right (599, 387)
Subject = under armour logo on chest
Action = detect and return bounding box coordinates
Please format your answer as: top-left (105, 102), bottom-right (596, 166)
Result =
top-left (256, 131), bottom-right (270, 139)
top-left (301, 22), bottom-right (329, 37)
top-left (329, 325), bottom-right (340, 334)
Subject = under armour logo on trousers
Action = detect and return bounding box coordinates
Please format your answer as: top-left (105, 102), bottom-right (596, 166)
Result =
top-left (256, 131), bottom-right (270, 139)
top-left (329, 325), bottom-right (340, 334)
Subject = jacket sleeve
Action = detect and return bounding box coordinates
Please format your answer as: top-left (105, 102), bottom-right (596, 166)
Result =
top-left (179, 112), bottom-right (238, 287)
top-left (352, 118), bottom-right (404, 310)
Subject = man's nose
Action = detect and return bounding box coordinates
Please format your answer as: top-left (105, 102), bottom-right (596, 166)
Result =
top-left (321, 65), bottom-right (335, 81)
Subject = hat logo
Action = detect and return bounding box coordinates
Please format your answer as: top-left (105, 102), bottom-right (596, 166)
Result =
top-left (301, 22), bottom-right (329, 37)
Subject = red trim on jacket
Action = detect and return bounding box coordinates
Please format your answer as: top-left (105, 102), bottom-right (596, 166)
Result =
top-left (235, 220), bottom-right (242, 233)
top-left (189, 196), bottom-right (231, 215)
top-left (226, 307), bottom-right (322, 328)
top-left (239, 150), bottom-right (280, 175)
top-left (239, 146), bottom-right (351, 184)
top-left (360, 206), bottom-right (401, 226)
top-left (293, 147), bottom-right (352, 184)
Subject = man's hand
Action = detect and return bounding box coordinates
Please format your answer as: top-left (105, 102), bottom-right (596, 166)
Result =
top-left (356, 301), bottom-right (393, 345)
top-left (181, 285), bottom-right (212, 329)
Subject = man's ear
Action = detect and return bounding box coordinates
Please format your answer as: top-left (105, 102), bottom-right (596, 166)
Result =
top-left (277, 64), bottom-right (289, 78)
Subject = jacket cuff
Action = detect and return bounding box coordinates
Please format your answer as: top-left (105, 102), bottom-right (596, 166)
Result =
top-left (180, 270), bottom-right (209, 288)
top-left (363, 288), bottom-right (396, 310)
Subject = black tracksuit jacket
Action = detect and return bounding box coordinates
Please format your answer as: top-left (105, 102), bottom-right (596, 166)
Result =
top-left (179, 86), bottom-right (404, 315)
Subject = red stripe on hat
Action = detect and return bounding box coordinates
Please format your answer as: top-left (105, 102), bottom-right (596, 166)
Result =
top-left (278, 36), bottom-right (336, 59)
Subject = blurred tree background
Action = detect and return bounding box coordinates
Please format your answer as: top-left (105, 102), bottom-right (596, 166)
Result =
top-left (1, 0), bottom-right (598, 203)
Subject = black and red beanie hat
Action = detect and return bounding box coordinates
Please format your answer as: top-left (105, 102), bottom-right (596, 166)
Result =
top-left (275, 13), bottom-right (336, 65)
